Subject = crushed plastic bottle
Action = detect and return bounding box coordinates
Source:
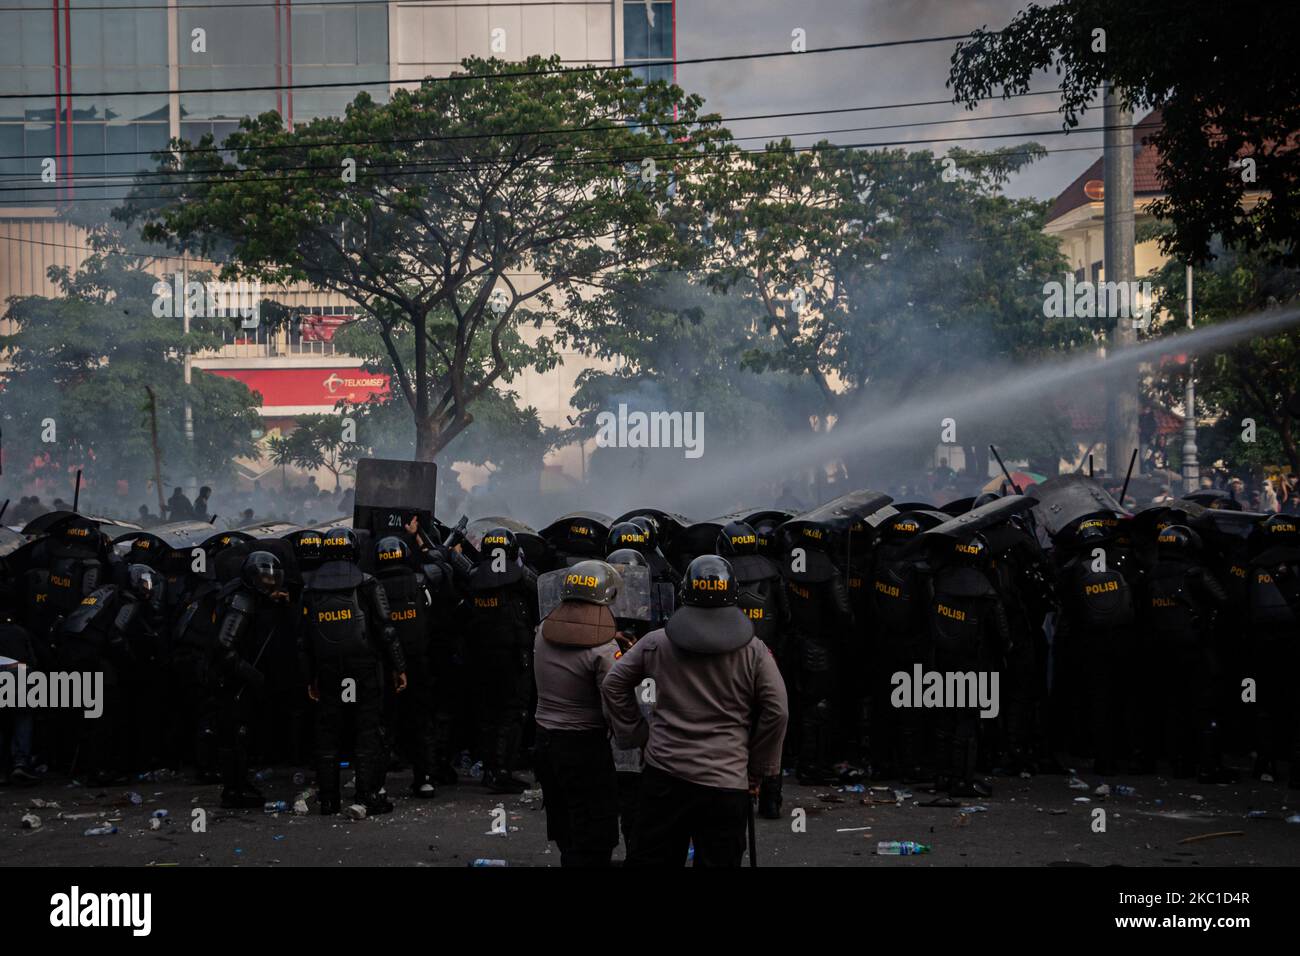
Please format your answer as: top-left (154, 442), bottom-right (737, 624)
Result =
top-left (877, 840), bottom-right (931, 856)
top-left (126, 791), bottom-right (144, 805)
top-left (470, 859), bottom-right (508, 867)
top-left (84, 824), bottom-right (118, 836)
top-left (1113, 785), bottom-right (1137, 797)
top-left (263, 801), bottom-right (289, 814)
top-left (151, 809), bottom-right (169, 819)
top-left (469, 760), bottom-right (483, 780)
top-left (20, 813), bottom-right (41, 830)
top-left (840, 784), bottom-right (866, 793)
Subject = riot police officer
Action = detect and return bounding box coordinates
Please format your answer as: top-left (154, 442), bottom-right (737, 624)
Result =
top-left (870, 513), bottom-right (932, 781)
top-left (1143, 524), bottom-right (1232, 782)
top-left (301, 529), bottom-right (407, 814)
top-left (212, 551), bottom-right (291, 808)
top-left (464, 528), bottom-right (538, 794)
top-left (927, 534), bottom-right (1008, 798)
top-left (533, 559), bottom-right (623, 866)
top-left (1057, 518), bottom-right (1139, 775)
top-left (781, 524), bottom-right (854, 784)
top-left (372, 536), bottom-right (443, 797)
top-left (718, 520), bottom-right (788, 818)
top-left (1245, 514), bottom-right (1300, 784)
top-left (53, 567), bottom-right (154, 785)
top-left (608, 520), bottom-right (680, 587)
top-left (602, 555), bottom-right (788, 867)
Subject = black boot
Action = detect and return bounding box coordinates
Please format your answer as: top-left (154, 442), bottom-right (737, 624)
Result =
top-left (218, 748), bottom-right (264, 809)
top-left (317, 753), bottom-right (341, 815)
top-left (485, 720), bottom-right (529, 793)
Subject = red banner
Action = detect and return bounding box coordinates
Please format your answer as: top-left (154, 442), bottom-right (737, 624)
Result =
top-left (208, 367), bottom-right (390, 407)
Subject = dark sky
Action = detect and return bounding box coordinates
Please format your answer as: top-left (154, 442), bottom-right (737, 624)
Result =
top-left (675, 0), bottom-right (1110, 203)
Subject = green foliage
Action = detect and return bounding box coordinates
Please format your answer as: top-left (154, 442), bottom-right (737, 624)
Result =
top-left (1146, 237), bottom-right (1300, 471)
top-left (0, 232), bottom-right (262, 496)
top-left (123, 55), bottom-right (731, 459)
top-left (948, 1), bottom-right (1300, 264)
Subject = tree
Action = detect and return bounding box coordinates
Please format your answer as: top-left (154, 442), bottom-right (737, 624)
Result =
top-left (265, 434), bottom-right (295, 491)
top-left (126, 55), bottom-right (730, 460)
top-left (1146, 236), bottom-right (1300, 473)
top-left (947, 1), bottom-right (1300, 265)
top-left (0, 225), bottom-right (262, 502)
top-left (702, 141), bottom-right (1083, 483)
top-left (287, 414), bottom-right (358, 491)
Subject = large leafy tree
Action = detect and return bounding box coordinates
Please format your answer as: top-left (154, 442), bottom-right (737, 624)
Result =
top-left (1146, 237), bottom-right (1300, 473)
top-left (947, 0), bottom-right (1300, 264)
top-left (702, 142), bottom-right (1082, 482)
top-left (0, 231), bottom-right (261, 502)
top-left (125, 55), bottom-right (729, 461)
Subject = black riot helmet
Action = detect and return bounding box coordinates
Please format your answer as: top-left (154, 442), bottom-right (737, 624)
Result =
top-left (375, 536), bottom-right (411, 570)
top-left (62, 517), bottom-right (99, 547)
top-left (1258, 513), bottom-right (1300, 548)
top-left (127, 536), bottom-right (158, 566)
top-left (480, 528), bottom-right (520, 562)
top-left (717, 520), bottom-right (758, 557)
top-left (628, 515), bottom-right (660, 546)
top-left (752, 518), bottom-right (782, 557)
top-left (241, 550), bottom-right (285, 595)
top-left (126, 563), bottom-right (160, 598)
top-left (607, 521), bottom-right (652, 555)
top-left (952, 534), bottom-right (991, 571)
top-left (561, 559), bottom-right (621, 606)
top-left (606, 548), bottom-right (647, 567)
top-left (972, 492), bottom-right (1000, 509)
top-left (681, 554), bottom-right (738, 608)
top-left (1076, 516), bottom-right (1116, 547)
top-left (320, 528), bottom-right (360, 563)
top-left (1156, 524), bottom-right (1199, 557)
top-left (882, 514), bottom-right (925, 543)
top-left (290, 529), bottom-right (324, 566)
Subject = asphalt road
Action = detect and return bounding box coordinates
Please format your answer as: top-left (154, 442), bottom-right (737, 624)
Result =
top-left (4, 765), bottom-right (1300, 867)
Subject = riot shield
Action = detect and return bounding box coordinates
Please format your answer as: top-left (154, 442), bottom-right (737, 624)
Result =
top-left (353, 457), bottom-right (437, 539)
top-left (538, 511), bottom-right (612, 560)
top-left (922, 495), bottom-right (1036, 541)
top-left (1029, 475), bottom-right (1126, 538)
top-left (537, 564), bottom-right (652, 622)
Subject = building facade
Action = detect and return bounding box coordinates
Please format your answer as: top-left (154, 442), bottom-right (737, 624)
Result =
top-left (1, 0), bottom-right (676, 485)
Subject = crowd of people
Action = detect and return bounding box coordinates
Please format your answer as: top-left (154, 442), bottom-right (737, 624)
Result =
top-left (0, 472), bottom-right (1298, 866)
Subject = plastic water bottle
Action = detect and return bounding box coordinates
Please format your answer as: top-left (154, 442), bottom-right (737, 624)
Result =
top-left (470, 859), bottom-right (508, 867)
top-left (84, 824), bottom-right (118, 836)
top-left (263, 800), bottom-right (289, 814)
top-left (877, 840), bottom-right (931, 856)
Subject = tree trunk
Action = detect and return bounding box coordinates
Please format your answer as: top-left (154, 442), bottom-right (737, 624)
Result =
top-left (414, 415), bottom-right (440, 463)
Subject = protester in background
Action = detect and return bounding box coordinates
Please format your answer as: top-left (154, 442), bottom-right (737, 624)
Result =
top-left (166, 487), bottom-right (194, 522)
top-left (194, 486), bottom-right (213, 521)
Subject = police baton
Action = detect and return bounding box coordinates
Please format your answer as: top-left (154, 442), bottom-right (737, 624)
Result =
top-left (747, 792), bottom-right (758, 867)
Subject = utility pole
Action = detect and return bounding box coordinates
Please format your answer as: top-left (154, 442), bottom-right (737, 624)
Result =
top-left (1103, 81), bottom-right (1140, 479)
top-left (181, 269), bottom-right (197, 498)
top-left (1182, 264), bottom-right (1200, 493)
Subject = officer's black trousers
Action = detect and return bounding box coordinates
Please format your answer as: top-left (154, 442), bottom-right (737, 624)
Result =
top-left (533, 726), bottom-right (618, 867)
top-left (627, 765), bottom-right (749, 868)
top-left (313, 655), bottom-right (383, 798)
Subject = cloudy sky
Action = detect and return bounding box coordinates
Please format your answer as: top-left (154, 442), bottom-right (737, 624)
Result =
top-left (675, 0), bottom-right (1111, 203)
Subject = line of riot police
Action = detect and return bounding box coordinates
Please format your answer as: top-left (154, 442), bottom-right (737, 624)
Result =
top-left (1, 478), bottom-right (1296, 823)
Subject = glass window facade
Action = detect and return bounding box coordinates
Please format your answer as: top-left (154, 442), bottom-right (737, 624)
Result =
top-left (624, 0), bottom-right (674, 85)
top-left (0, 0), bottom-right (388, 205)
top-left (178, 0), bottom-right (389, 137)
